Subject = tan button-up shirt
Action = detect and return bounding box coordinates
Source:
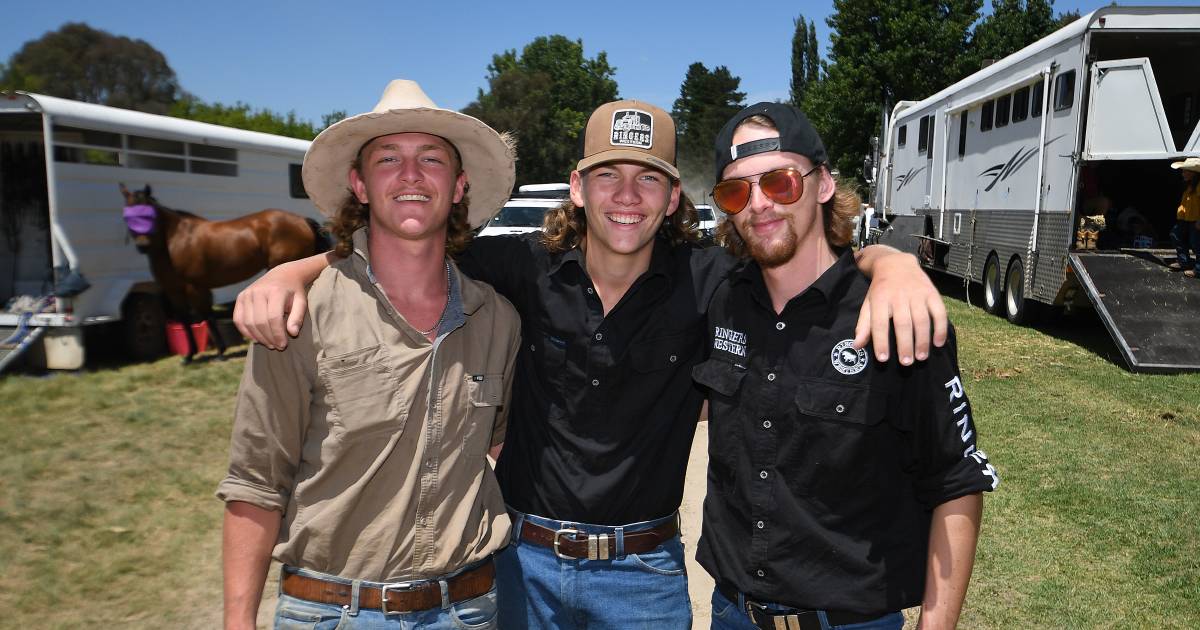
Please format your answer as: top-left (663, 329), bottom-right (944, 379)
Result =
top-left (216, 229), bottom-right (521, 581)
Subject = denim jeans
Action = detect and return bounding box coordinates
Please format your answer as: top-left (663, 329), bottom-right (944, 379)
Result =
top-left (709, 585), bottom-right (904, 630)
top-left (1171, 220), bottom-right (1200, 271)
top-left (273, 565), bottom-right (498, 629)
top-left (496, 510), bottom-right (692, 629)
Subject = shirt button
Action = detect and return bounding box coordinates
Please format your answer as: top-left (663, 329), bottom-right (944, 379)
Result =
top-left (762, 419), bottom-right (772, 429)
top-left (530, 344), bottom-right (536, 352)
top-left (836, 404), bottom-right (846, 414)
top-left (592, 379), bottom-right (600, 387)
top-left (776, 322), bottom-right (785, 331)
top-left (586, 287), bottom-right (595, 295)
top-left (756, 520), bottom-right (765, 529)
top-left (669, 354), bottom-right (677, 363)
top-left (756, 569), bottom-right (765, 577)
top-left (759, 470), bottom-right (768, 479)
top-left (425, 459), bottom-right (434, 469)
top-left (766, 373), bottom-right (776, 382)
top-left (594, 333), bottom-right (603, 341)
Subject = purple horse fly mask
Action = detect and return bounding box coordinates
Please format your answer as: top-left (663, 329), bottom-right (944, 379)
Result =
top-left (123, 204), bottom-right (157, 235)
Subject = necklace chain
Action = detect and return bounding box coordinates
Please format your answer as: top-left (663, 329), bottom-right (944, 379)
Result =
top-left (416, 261), bottom-right (451, 337)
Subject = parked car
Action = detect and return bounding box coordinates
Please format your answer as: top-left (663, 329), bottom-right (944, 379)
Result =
top-left (478, 183), bottom-right (570, 237)
top-left (695, 203), bottom-right (718, 243)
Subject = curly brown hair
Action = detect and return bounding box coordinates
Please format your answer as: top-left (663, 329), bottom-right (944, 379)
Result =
top-left (327, 157), bottom-right (474, 258)
top-left (714, 115), bottom-right (860, 256)
top-left (539, 178), bottom-right (702, 254)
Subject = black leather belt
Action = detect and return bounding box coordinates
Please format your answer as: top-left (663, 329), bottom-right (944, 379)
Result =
top-left (717, 583), bottom-right (885, 630)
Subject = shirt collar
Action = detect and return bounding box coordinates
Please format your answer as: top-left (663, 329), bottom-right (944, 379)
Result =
top-left (352, 227), bottom-right (485, 318)
top-left (733, 246), bottom-right (858, 311)
top-left (548, 235), bottom-right (675, 287)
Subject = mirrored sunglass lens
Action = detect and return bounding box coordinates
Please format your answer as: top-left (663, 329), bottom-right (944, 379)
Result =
top-left (713, 181), bottom-right (750, 213)
top-left (760, 169), bottom-right (802, 203)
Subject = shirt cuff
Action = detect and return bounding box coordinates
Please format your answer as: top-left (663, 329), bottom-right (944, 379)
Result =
top-left (214, 476), bottom-right (289, 512)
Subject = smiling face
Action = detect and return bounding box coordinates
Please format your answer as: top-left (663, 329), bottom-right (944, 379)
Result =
top-left (349, 132), bottom-right (466, 243)
top-left (721, 122), bottom-right (834, 268)
top-left (569, 161), bottom-right (680, 260)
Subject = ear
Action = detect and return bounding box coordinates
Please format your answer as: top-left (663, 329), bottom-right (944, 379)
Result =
top-left (664, 179), bottom-right (682, 217)
top-left (349, 167), bottom-right (369, 205)
top-left (453, 171), bottom-right (468, 205)
top-left (816, 167), bottom-right (836, 205)
top-left (569, 170), bottom-right (586, 207)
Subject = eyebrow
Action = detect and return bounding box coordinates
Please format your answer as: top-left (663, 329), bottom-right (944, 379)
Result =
top-left (373, 143), bottom-right (450, 153)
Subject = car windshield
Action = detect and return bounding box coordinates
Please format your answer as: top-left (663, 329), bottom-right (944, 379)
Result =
top-left (696, 206), bottom-right (715, 221)
top-left (489, 205), bottom-right (549, 228)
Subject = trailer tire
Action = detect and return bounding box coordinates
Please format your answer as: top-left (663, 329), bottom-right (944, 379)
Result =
top-left (982, 254), bottom-right (1004, 315)
top-left (123, 293), bottom-right (167, 360)
top-left (1004, 257), bottom-right (1034, 325)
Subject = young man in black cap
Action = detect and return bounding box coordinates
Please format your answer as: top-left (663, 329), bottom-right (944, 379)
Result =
top-left (696, 102), bottom-right (999, 630)
top-left (231, 99), bottom-right (951, 628)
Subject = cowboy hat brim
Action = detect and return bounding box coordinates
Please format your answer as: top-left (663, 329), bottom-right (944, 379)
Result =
top-left (1170, 157), bottom-right (1200, 173)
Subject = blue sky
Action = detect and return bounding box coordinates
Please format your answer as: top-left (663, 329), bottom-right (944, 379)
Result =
top-left (1, 1), bottom-right (1190, 125)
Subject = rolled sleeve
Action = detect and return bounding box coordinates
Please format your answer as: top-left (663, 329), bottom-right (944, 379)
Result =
top-left (215, 324), bottom-right (315, 512)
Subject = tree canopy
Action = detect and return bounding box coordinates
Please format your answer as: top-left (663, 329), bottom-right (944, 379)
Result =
top-left (672, 62), bottom-right (746, 196)
top-left (790, 16), bottom-right (821, 107)
top-left (168, 97), bottom-right (322, 140)
top-left (463, 35), bottom-right (618, 186)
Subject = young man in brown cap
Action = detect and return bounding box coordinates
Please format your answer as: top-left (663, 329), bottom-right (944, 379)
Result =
top-left (216, 79), bottom-right (520, 629)
top-left (698, 102), bottom-right (998, 630)
top-left (232, 99), bottom-right (949, 628)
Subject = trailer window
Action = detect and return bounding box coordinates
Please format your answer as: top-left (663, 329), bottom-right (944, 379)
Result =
top-left (53, 146), bottom-right (120, 167)
top-left (1054, 70), bottom-right (1076, 111)
top-left (918, 116), bottom-right (930, 154)
top-left (53, 125), bottom-right (120, 148)
top-left (995, 94), bottom-right (1011, 127)
top-left (1013, 86), bottom-right (1030, 122)
top-left (289, 163), bottom-right (308, 199)
top-left (128, 135), bottom-right (184, 155)
top-left (897, 125), bottom-right (907, 147)
top-left (958, 111), bottom-right (968, 157)
top-left (189, 160), bottom-right (237, 176)
top-left (1031, 82), bottom-right (1044, 118)
top-left (981, 100), bottom-right (994, 132)
top-left (189, 143), bottom-right (237, 161)
top-left (127, 153), bottom-right (185, 172)
top-left (186, 143), bottom-right (238, 177)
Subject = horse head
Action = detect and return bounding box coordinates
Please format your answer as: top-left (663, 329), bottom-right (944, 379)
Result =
top-left (120, 183), bottom-right (161, 252)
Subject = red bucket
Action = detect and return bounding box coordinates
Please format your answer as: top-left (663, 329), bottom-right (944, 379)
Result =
top-left (165, 321), bottom-right (209, 356)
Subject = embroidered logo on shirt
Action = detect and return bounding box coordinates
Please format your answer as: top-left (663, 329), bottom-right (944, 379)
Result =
top-left (713, 326), bottom-right (747, 357)
top-left (831, 339), bottom-right (868, 375)
top-left (610, 109), bottom-right (654, 149)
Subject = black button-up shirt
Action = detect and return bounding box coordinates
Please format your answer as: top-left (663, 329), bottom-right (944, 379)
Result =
top-left (459, 234), bottom-right (734, 524)
top-left (693, 249), bottom-right (999, 615)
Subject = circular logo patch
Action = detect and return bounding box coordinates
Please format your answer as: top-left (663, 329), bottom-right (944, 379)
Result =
top-left (831, 339), bottom-right (869, 375)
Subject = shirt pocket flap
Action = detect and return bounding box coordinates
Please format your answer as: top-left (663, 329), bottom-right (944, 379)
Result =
top-left (795, 378), bottom-right (888, 426)
top-left (466, 373), bottom-right (505, 407)
top-left (318, 344), bottom-right (405, 440)
top-left (691, 359), bottom-right (746, 397)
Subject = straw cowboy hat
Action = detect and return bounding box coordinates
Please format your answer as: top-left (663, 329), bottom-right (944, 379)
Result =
top-left (303, 79), bottom-right (516, 228)
top-left (1170, 157), bottom-right (1200, 173)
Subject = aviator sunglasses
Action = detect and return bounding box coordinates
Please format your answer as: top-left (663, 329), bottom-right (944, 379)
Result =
top-left (711, 165), bottom-right (822, 214)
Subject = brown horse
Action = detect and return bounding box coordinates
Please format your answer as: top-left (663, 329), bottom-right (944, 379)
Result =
top-left (120, 184), bottom-right (329, 362)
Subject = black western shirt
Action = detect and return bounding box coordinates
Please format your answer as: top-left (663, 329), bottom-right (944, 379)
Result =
top-left (459, 234), bottom-right (733, 525)
top-left (693, 249), bottom-right (999, 614)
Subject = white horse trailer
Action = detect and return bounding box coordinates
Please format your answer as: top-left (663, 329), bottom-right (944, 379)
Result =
top-left (0, 92), bottom-right (318, 370)
top-left (870, 5), bottom-right (1200, 373)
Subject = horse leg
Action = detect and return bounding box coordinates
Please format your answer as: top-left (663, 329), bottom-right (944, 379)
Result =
top-left (180, 310), bottom-right (198, 364)
top-left (193, 287), bottom-right (227, 359)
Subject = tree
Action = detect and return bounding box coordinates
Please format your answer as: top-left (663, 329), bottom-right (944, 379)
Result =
top-left (672, 63), bottom-right (746, 196)
top-left (463, 35), bottom-right (618, 186)
top-left (0, 22), bottom-right (179, 114)
top-left (168, 97), bottom-right (322, 140)
top-left (790, 16), bottom-right (822, 107)
top-left (967, 0), bottom-right (1061, 68)
top-left (802, 0), bottom-right (982, 180)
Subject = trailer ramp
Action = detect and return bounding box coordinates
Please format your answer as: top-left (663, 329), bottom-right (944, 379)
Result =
top-left (1069, 252), bottom-right (1200, 372)
top-left (0, 314), bottom-right (45, 374)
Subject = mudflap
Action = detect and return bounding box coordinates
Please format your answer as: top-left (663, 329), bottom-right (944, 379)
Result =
top-left (1069, 252), bottom-right (1200, 373)
top-left (0, 317), bottom-right (46, 374)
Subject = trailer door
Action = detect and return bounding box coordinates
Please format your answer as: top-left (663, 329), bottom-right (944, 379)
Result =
top-left (1084, 58), bottom-right (1176, 158)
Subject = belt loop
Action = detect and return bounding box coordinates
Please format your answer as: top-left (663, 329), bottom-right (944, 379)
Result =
top-left (347, 579), bottom-right (361, 616)
top-left (439, 578), bottom-right (451, 609)
top-left (815, 610), bottom-right (831, 629)
top-left (511, 511), bottom-right (525, 546)
top-left (614, 525), bottom-right (625, 557)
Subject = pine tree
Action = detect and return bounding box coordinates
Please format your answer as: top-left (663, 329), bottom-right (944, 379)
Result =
top-left (672, 62), bottom-right (746, 196)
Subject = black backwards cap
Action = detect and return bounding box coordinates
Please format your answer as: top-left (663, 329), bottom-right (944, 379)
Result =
top-left (713, 102), bottom-right (828, 181)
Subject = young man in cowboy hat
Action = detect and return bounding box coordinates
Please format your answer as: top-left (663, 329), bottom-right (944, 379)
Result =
top-left (231, 99), bottom-right (949, 628)
top-left (216, 79), bottom-right (521, 629)
top-left (697, 102), bottom-right (998, 630)
top-left (1169, 157), bottom-right (1200, 278)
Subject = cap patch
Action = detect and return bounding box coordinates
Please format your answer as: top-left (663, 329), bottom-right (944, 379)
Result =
top-left (730, 137), bottom-right (780, 161)
top-left (610, 109), bottom-right (654, 149)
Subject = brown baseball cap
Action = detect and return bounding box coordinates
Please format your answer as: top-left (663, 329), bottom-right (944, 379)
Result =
top-left (576, 100), bottom-right (679, 179)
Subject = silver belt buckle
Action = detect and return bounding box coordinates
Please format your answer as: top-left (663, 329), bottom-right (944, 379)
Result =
top-left (552, 528), bottom-right (610, 560)
top-left (553, 527), bottom-right (580, 560)
top-left (379, 581), bottom-right (419, 615)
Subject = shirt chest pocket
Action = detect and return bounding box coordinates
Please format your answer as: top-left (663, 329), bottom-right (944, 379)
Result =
top-left (319, 344), bottom-right (408, 441)
top-left (692, 358), bottom-right (747, 490)
top-left (465, 373), bottom-right (505, 408)
top-left (788, 379), bottom-right (894, 499)
top-left (630, 327), bottom-right (699, 373)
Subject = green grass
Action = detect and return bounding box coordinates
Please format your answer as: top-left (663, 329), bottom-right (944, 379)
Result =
top-left (1, 296), bottom-right (1198, 628)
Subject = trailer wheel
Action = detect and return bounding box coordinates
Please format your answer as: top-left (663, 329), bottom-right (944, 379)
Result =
top-left (982, 254), bottom-right (1004, 315)
top-left (123, 293), bottom-right (167, 360)
top-left (1004, 257), bottom-right (1034, 324)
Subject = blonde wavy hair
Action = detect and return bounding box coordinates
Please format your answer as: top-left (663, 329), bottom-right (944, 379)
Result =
top-left (540, 177), bottom-right (702, 254)
top-left (715, 115), bottom-right (860, 256)
top-left (328, 156), bottom-right (473, 258)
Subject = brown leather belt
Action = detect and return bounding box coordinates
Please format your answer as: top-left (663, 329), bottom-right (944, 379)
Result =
top-left (519, 517), bottom-right (678, 560)
top-left (281, 560), bottom-right (494, 614)
top-left (717, 582), bottom-right (885, 630)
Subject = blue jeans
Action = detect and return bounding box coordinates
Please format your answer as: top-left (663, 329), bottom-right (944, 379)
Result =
top-left (274, 565), bottom-right (498, 629)
top-left (496, 510), bottom-right (692, 629)
top-left (1171, 220), bottom-right (1200, 271)
top-left (710, 586), bottom-right (904, 630)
